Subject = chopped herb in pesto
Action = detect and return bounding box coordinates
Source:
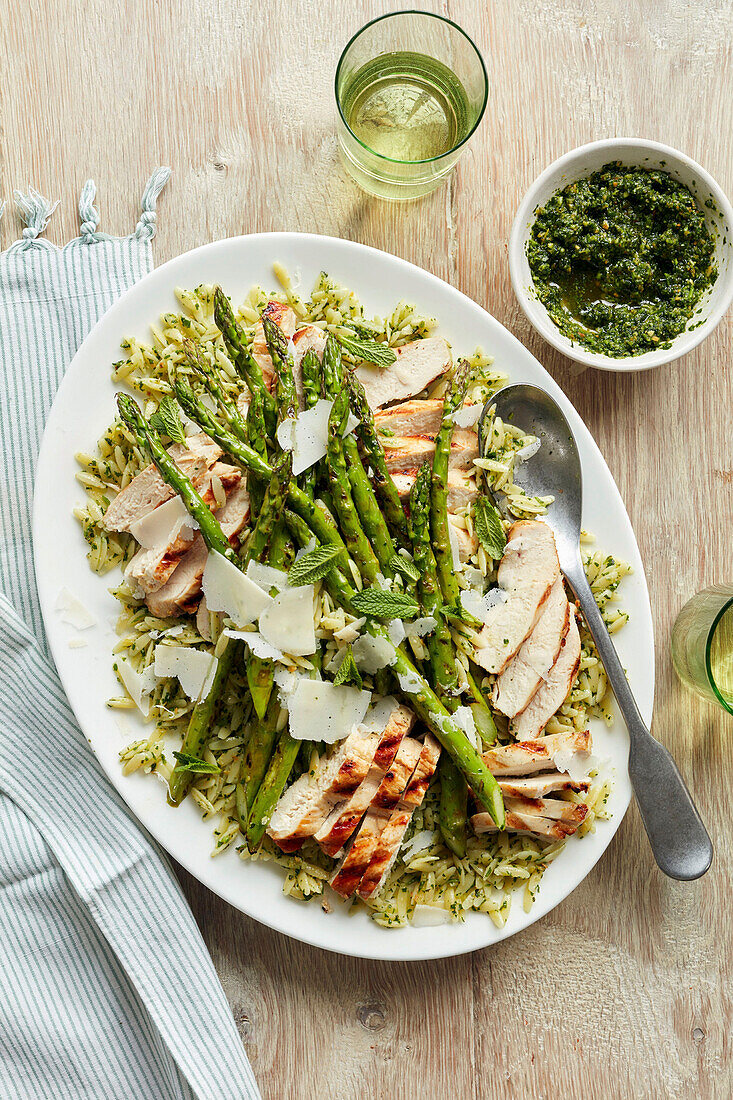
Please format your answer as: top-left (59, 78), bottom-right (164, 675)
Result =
top-left (527, 163), bottom-right (717, 356)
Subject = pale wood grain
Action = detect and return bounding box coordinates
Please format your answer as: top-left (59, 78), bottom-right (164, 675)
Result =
top-left (2, 0), bottom-right (731, 1097)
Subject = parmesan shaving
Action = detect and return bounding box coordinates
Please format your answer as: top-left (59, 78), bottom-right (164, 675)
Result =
top-left (154, 645), bottom-right (218, 700)
top-left (286, 680), bottom-right (371, 744)
top-left (202, 551), bottom-right (273, 626)
top-left (129, 496), bottom-right (198, 549)
top-left (245, 561), bottom-right (290, 592)
top-left (55, 588), bottom-right (96, 630)
top-left (116, 658), bottom-right (156, 716)
top-left (259, 586), bottom-right (317, 656)
top-left (449, 403), bottom-right (482, 428)
top-left (351, 633), bottom-right (395, 674)
top-left (276, 399), bottom-right (359, 476)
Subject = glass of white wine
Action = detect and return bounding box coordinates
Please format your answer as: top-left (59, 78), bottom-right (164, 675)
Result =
top-left (335, 11), bottom-right (488, 200)
top-left (671, 584), bottom-right (733, 715)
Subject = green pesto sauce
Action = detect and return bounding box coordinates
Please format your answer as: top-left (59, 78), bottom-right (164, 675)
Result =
top-left (526, 163), bottom-right (718, 357)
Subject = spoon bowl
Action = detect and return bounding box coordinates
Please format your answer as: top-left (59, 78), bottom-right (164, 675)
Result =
top-left (480, 384), bottom-right (713, 881)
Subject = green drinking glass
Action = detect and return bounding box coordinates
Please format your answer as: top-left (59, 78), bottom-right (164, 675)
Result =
top-left (335, 11), bottom-right (488, 201)
top-left (671, 584), bottom-right (733, 714)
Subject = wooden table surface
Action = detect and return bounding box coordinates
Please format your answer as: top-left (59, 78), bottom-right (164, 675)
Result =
top-left (2, 1), bottom-right (730, 1097)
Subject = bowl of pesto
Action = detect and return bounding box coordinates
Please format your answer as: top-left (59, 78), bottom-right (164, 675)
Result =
top-left (510, 139), bottom-right (733, 371)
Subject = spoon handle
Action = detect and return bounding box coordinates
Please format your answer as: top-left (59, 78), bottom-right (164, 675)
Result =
top-left (564, 564), bottom-right (712, 881)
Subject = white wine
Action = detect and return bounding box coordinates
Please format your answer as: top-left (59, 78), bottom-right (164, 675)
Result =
top-left (341, 51), bottom-right (470, 163)
top-left (709, 603), bottom-right (733, 708)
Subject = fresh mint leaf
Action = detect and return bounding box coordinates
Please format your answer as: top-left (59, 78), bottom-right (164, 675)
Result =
top-left (350, 588), bottom-right (420, 621)
top-left (149, 395), bottom-right (187, 445)
top-left (337, 331), bottom-right (396, 368)
top-left (332, 645), bottom-right (363, 689)
top-left (287, 543), bottom-right (341, 587)
top-left (388, 553), bottom-right (420, 584)
top-left (473, 497), bottom-right (507, 560)
top-left (172, 751), bottom-right (220, 775)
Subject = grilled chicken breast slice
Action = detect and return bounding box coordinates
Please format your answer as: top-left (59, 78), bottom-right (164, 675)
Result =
top-left (125, 463), bottom-right (242, 595)
top-left (250, 301), bottom-right (298, 391)
top-left (103, 434), bottom-right (222, 532)
top-left (497, 773), bottom-right (590, 798)
top-left (358, 734), bottom-right (441, 900)
top-left (473, 521), bottom-right (561, 675)
top-left (315, 705), bottom-right (416, 857)
top-left (268, 729), bottom-right (381, 848)
top-left (378, 428), bottom-right (478, 474)
top-left (503, 795), bottom-right (589, 823)
top-left (482, 728), bottom-right (591, 777)
top-left (374, 399), bottom-right (444, 439)
top-left (144, 485), bottom-right (250, 618)
top-left (493, 578), bottom-right (570, 718)
top-left (510, 613), bottom-right (582, 740)
top-left (470, 805), bottom-right (588, 840)
top-left (355, 337), bottom-right (452, 410)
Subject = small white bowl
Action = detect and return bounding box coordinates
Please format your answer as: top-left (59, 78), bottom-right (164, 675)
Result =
top-left (509, 138), bottom-right (733, 371)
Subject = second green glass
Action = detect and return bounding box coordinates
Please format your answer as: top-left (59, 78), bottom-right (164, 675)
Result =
top-left (335, 12), bottom-right (488, 201)
top-left (671, 584), bottom-right (733, 714)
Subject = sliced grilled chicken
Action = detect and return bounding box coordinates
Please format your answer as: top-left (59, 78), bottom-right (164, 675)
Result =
top-left (493, 578), bottom-right (570, 718)
top-left (251, 301), bottom-right (298, 391)
top-left (330, 735), bottom-right (424, 897)
top-left (315, 704), bottom-right (416, 857)
top-left (503, 795), bottom-right (589, 823)
top-left (145, 485), bottom-right (250, 618)
top-left (378, 428), bottom-right (478, 474)
top-left (268, 728), bottom-right (381, 849)
top-left (471, 804), bottom-right (588, 840)
top-left (292, 324), bottom-right (327, 407)
top-left (482, 728), bottom-right (591, 777)
top-left (473, 521), bottom-right (561, 675)
top-left (125, 463), bottom-right (241, 594)
top-left (510, 613), bottom-right (582, 740)
top-left (103, 434), bottom-right (222, 532)
top-left (391, 466), bottom-right (477, 510)
top-left (497, 773), bottom-right (590, 799)
top-left (355, 337), bottom-right (452, 410)
top-left (358, 734), bottom-right (441, 900)
top-left (374, 399), bottom-right (444, 439)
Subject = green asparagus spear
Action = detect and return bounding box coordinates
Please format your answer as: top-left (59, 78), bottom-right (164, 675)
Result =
top-left (167, 639), bottom-right (237, 806)
top-left (300, 346), bottom-right (322, 410)
top-left (327, 390), bottom-right (381, 584)
top-left (343, 368), bottom-right (410, 545)
top-left (244, 449), bottom-right (292, 565)
top-left (180, 338), bottom-right (249, 445)
top-left (236, 688), bottom-right (281, 827)
top-left (430, 361), bottom-right (470, 607)
top-left (244, 388), bottom-right (268, 515)
top-left (322, 336), bottom-right (398, 574)
top-left (262, 316), bottom-right (298, 421)
top-left (213, 287), bottom-right (278, 434)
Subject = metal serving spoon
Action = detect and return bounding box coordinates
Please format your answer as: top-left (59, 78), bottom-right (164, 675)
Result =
top-left (479, 383), bottom-right (712, 881)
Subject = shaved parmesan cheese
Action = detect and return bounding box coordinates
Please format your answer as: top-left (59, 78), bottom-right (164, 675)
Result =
top-left (272, 666), bottom-right (306, 704)
top-left (223, 629), bottom-right (286, 663)
top-left (333, 617), bottom-right (365, 644)
top-left (461, 587), bottom-right (508, 623)
top-left (116, 658), bottom-right (156, 716)
top-left (129, 496), bottom-right (198, 549)
top-left (276, 399), bottom-right (359, 476)
top-left (259, 585), bottom-right (316, 656)
top-left (287, 680), bottom-right (371, 744)
top-left (412, 904), bottom-right (452, 927)
top-left (406, 616), bottom-right (437, 639)
top-left (202, 551), bottom-right (273, 626)
top-left (449, 403), bottom-right (482, 428)
top-left (55, 588), bottom-right (96, 630)
top-left (245, 561), bottom-right (290, 592)
top-left (395, 667), bottom-right (424, 695)
top-left (295, 537), bottom-right (316, 560)
top-left (462, 566), bottom-right (485, 590)
top-left (552, 747), bottom-right (596, 781)
top-left (452, 705), bottom-right (479, 749)
top-left (387, 619), bottom-right (406, 647)
top-left (352, 633), bottom-right (395, 674)
top-left (360, 696), bottom-right (400, 733)
top-left (401, 829), bottom-right (435, 861)
top-left (154, 646), bottom-right (218, 700)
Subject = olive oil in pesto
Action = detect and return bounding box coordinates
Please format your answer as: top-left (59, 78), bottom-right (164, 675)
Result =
top-left (341, 51), bottom-right (470, 162)
top-left (526, 163), bottom-right (718, 357)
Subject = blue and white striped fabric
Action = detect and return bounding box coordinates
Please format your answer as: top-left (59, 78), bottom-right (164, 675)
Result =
top-left (0, 174), bottom-right (260, 1100)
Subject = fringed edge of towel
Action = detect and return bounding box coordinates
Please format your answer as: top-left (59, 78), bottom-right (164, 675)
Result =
top-left (1, 168), bottom-right (171, 253)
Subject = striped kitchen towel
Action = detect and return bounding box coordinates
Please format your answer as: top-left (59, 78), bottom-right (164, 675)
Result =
top-left (0, 173), bottom-right (260, 1100)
